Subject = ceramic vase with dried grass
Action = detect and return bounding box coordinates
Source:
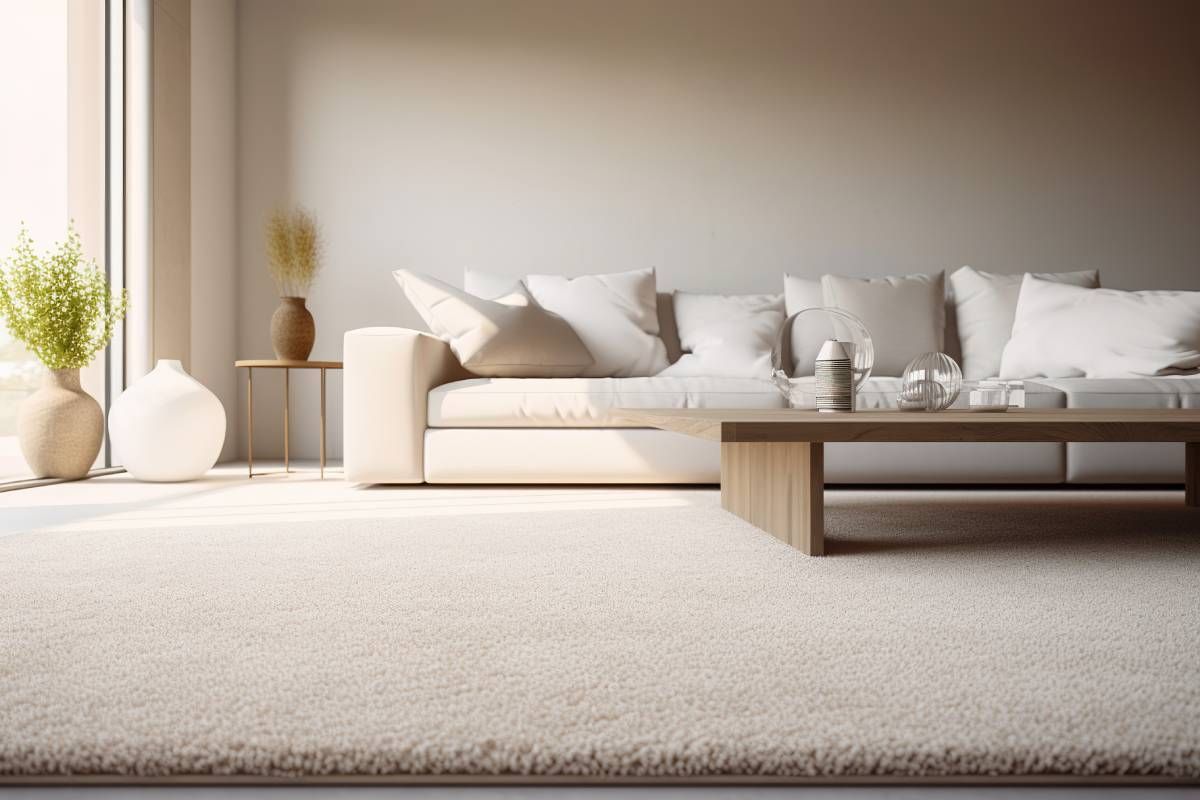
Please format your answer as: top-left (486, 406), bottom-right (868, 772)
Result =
top-left (270, 296), bottom-right (315, 360)
top-left (266, 207), bottom-right (322, 361)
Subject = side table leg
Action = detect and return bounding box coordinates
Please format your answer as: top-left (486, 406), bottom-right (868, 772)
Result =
top-left (720, 440), bottom-right (824, 555)
top-left (247, 367), bottom-right (254, 478)
top-left (320, 367), bottom-right (327, 479)
top-left (283, 367), bottom-right (290, 473)
top-left (1187, 442), bottom-right (1198, 508)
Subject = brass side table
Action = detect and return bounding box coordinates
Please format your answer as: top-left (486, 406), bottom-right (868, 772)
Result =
top-left (235, 360), bottom-right (343, 478)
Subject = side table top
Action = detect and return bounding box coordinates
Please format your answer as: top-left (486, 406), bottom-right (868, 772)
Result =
top-left (235, 359), bottom-right (343, 369)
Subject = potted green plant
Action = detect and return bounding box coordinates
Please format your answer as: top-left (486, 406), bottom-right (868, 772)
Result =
top-left (0, 225), bottom-right (127, 479)
top-left (265, 207), bottom-right (322, 360)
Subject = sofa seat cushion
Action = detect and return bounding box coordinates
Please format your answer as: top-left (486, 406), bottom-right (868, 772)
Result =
top-left (1030, 377), bottom-right (1200, 483)
top-left (854, 378), bottom-right (1066, 410)
top-left (1028, 377), bottom-right (1200, 409)
top-left (428, 376), bottom-right (785, 427)
top-left (430, 376), bottom-right (1069, 428)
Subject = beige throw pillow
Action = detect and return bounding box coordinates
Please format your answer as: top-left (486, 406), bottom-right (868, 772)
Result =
top-left (393, 270), bottom-right (592, 378)
top-left (466, 268), bottom-right (669, 378)
top-left (820, 272), bottom-right (945, 376)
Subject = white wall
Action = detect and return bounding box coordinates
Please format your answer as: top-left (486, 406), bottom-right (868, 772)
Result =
top-left (191, 0), bottom-right (238, 461)
top-left (237, 0), bottom-right (1200, 460)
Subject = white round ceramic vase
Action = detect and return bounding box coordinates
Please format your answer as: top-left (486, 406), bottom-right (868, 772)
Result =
top-left (108, 359), bottom-right (226, 481)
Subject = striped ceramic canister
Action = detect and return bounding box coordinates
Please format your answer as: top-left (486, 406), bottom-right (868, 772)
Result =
top-left (815, 339), bottom-right (854, 412)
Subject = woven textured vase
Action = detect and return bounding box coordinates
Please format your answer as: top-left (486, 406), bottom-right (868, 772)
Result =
top-left (270, 297), bottom-right (315, 361)
top-left (16, 368), bottom-right (103, 479)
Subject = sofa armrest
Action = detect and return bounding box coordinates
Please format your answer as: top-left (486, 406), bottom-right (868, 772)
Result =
top-left (343, 327), bottom-right (469, 483)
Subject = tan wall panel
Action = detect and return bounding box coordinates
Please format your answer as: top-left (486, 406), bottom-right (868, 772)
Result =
top-left (152, 0), bottom-right (190, 368)
top-left (190, 0), bottom-right (238, 462)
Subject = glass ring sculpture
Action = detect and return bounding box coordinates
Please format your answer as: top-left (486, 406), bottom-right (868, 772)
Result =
top-left (771, 307), bottom-right (874, 409)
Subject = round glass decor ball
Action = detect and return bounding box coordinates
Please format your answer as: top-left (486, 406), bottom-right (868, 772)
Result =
top-left (771, 307), bottom-right (874, 409)
top-left (898, 352), bottom-right (963, 412)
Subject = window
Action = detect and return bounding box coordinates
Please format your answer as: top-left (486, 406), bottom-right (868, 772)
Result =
top-left (0, 0), bottom-right (122, 483)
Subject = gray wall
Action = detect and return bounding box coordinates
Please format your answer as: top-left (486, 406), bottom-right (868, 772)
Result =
top-left (235, 0), bottom-right (1200, 460)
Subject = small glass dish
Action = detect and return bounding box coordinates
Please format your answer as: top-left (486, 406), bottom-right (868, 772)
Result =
top-left (968, 382), bottom-right (1011, 412)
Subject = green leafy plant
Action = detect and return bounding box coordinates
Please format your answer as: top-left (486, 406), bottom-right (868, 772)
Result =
top-left (0, 224), bottom-right (128, 370)
top-left (266, 207), bottom-right (322, 297)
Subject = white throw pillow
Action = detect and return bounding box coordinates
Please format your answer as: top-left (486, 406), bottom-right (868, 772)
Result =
top-left (657, 292), bottom-right (785, 379)
top-left (999, 275), bottom-right (1200, 379)
top-left (393, 270), bottom-right (592, 377)
top-left (950, 266), bottom-right (1100, 380)
top-left (820, 272), bottom-right (945, 376)
top-left (467, 268), bottom-right (668, 378)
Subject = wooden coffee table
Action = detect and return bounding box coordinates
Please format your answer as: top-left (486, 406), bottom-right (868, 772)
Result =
top-left (613, 409), bottom-right (1200, 556)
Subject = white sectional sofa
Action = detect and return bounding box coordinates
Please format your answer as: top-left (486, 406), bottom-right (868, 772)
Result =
top-left (343, 297), bottom-right (1199, 485)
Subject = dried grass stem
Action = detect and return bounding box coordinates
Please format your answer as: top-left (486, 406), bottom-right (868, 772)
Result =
top-left (266, 208), bottom-right (321, 297)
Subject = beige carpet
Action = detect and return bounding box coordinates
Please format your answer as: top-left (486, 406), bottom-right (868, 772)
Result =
top-left (1, 487), bottom-right (1198, 780)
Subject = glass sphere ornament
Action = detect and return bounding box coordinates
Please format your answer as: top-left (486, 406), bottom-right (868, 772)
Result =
top-left (771, 307), bottom-right (874, 409)
top-left (898, 352), bottom-right (963, 411)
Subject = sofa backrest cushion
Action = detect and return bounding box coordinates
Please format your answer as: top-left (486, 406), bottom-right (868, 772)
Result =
top-left (656, 293), bottom-right (683, 364)
top-left (819, 272), bottom-right (945, 377)
top-left (782, 275), bottom-right (825, 376)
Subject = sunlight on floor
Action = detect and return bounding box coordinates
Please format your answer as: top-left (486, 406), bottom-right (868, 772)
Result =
top-left (1, 463), bottom-right (1186, 539)
top-left (0, 464), bottom-right (713, 534)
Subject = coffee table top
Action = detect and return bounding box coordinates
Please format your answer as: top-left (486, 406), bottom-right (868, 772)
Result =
top-left (611, 408), bottom-right (1200, 443)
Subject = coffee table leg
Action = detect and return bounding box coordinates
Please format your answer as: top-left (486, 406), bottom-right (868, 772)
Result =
top-left (1187, 442), bottom-right (1198, 508)
top-left (720, 441), bottom-right (824, 556)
